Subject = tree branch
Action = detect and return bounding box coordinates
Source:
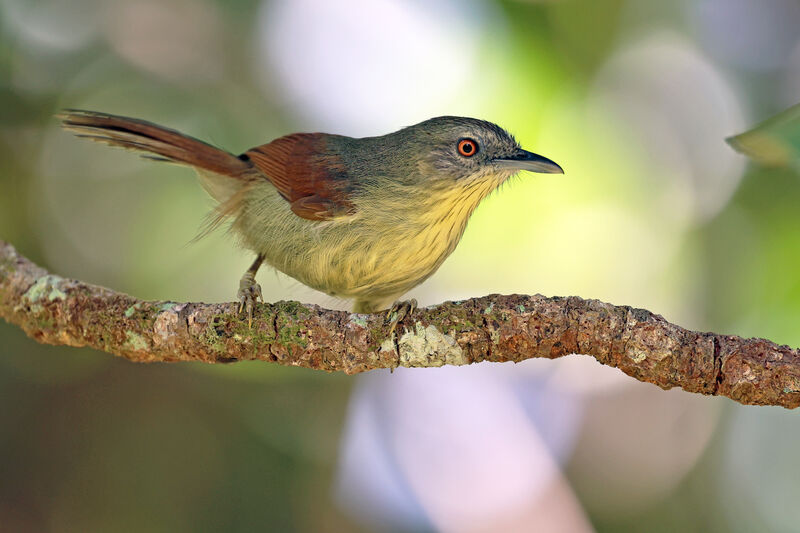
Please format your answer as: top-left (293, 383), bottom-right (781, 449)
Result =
top-left (2, 239), bottom-right (799, 408)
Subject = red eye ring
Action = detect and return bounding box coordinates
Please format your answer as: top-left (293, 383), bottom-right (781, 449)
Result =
top-left (457, 138), bottom-right (478, 157)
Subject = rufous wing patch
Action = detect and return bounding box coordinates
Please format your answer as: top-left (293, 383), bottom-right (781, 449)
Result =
top-left (244, 133), bottom-right (355, 221)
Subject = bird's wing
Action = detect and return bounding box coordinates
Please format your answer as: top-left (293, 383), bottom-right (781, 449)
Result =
top-left (244, 133), bottom-right (356, 221)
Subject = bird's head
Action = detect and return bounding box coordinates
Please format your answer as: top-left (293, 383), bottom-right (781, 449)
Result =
top-left (398, 116), bottom-right (563, 184)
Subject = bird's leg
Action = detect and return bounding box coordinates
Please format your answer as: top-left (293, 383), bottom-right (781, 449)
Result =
top-left (353, 298), bottom-right (418, 336)
top-left (387, 299), bottom-right (417, 371)
top-left (386, 299), bottom-right (418, 335)
top-left (354, 298), bottom-right (417, 371)
top-left (237, 253), bottom-right (264, 328)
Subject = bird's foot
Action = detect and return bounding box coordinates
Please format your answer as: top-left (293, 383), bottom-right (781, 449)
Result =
top-left (385, 299), bottom-right (417, 335)
top-left (237, 271), bottom-right (263, 328)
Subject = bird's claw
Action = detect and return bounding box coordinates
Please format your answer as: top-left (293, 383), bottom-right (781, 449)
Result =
top-left (237, 272), bottom-right (263, 328)
top-left (386, 299), bottom-right (417, 335)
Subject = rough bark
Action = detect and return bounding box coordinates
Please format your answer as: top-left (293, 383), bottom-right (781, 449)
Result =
top-left (2, 239), bottom-right (799, 408)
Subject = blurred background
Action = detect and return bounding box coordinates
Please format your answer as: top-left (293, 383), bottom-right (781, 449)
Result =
top-left (1, 0), bottom-right (799, 531)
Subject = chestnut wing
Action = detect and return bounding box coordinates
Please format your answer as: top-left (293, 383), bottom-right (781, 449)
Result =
top-left (244, 133), bottom-right (356, 221)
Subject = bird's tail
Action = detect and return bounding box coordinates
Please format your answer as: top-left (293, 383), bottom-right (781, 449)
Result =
top-left (58, 109), bottom-right (253, 197)
top-left (59, 109), bottom-right (259, 237)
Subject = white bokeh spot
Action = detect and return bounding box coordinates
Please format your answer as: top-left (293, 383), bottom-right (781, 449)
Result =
top-left (256, 0), bottom-right (492, 134)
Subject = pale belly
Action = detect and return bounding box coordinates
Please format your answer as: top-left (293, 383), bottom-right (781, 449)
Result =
top-left (232, 176), bottom-right (494, 308)
top-left (276, 216), bottom-right (460, 304)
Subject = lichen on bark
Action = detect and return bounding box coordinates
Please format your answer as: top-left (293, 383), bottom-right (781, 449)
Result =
top-left (2, 239), bottom-right (800, 408)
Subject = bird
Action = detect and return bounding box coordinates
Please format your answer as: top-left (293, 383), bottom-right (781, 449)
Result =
top-left (59, 110), bottom-right (563, 327)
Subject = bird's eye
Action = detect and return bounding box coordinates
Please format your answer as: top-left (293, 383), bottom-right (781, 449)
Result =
top-left (457, 138), bottom-right (478, 157)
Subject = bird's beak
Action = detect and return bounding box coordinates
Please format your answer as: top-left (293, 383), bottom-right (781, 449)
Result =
top-left (493, 149), bottom-right (564, 174)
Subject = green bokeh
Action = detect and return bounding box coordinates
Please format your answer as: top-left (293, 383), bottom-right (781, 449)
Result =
top-left (1, 0), bottom-right (799, 531)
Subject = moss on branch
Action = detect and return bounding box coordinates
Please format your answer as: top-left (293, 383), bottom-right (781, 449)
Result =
top-left (2, 239), bottom-right (800, 408)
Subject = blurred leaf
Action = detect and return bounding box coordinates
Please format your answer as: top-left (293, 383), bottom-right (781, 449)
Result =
top-left (727, 103), bottom-right (800, 166)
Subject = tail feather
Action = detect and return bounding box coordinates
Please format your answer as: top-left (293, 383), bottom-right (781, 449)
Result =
top-left (59, 109), bottom-right (252, 179)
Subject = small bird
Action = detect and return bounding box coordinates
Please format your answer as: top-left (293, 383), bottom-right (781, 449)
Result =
top-left (59, 111), bottom-right (562, 326)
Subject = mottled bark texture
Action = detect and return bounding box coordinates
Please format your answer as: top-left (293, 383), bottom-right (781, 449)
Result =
top-left (2, 239), bottom-right (800, 408)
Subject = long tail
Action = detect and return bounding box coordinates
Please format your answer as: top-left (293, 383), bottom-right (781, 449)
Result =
top-left (58, 109), bottom-right (252, 180)
top-left (59, 109), bottom-right (259, 235)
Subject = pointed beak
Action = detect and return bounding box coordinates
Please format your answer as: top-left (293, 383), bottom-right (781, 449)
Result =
top-left (493, 149), bottom-right (564, 174)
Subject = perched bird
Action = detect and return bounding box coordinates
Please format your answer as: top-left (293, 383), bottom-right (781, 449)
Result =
top-left (59, 111), bottom-right (562, 325)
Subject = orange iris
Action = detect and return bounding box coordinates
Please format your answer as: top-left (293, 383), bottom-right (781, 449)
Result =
top-left (457, 139), bottom-right (477, 157)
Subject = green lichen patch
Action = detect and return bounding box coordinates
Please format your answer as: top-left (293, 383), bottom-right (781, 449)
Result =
top-left (124, 331), bottom-right (149, 352)
top-left (348, 314), bottom-right (369, 328)
top-left (379, 337), bottom-right (396, 353)
top-left (230, 317), bottom-right (277, 351)
top-left (224, 301), bottom-right (313, 351)
top-left (270, 302), bottom-right (313, 349)
top-left (272, 300), bottom-right (312, 318)
top-left (200, 323), bottom-right (227, 354)
top-left (24, 275), bottom-right (67, 303)
top-left (397, 322), bottom-right (466, 368)
top-left (275, 322), bottom-right (308, 348)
